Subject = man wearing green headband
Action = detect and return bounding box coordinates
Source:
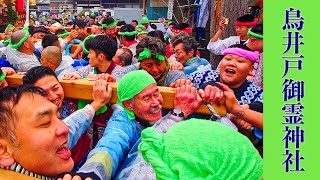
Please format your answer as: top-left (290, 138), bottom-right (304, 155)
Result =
top-left (246, 23), bottom-right (263, 87)
top-left (135, 24), bottom-right (148, 42)
top-left (6, 29), bottom-right (41, 72)
top-left (101, 17), bottom-right (120, 47)
top-left (118, 24), bottom-right (138, 64)
top-left (140, 16), bottom-right (153, 32)
top-left (61, 70), bottom-right (203, 179)
top-left (114, 36), bottom-right (188, 87)
top-left (4, 24), bottom-right (15, 35)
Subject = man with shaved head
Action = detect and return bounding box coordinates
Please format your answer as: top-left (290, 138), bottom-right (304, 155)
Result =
top-left (6, 29), bottom-right (41, 72)
top-left (41, 46), bottom-right (76, 78)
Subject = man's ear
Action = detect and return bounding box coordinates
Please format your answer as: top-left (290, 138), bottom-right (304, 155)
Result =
top-left (22, 41), bottom-right (29, 49)
top-left (0, 139), bottom-right (15, 167)
top-left (99, 53), bottom-right (105, 62)
top-left (48, 59), bottom-right (55, 68)
top-left (250, 37), bottom-right (257, 45)
top-left (188, 49), bottom-right (194, 58)
top-left (119, 61), bottom-right (125, 67)
top-left (249, 63), bottom-right (255, 75)
top-left (120, 36), bottom-right (125, 44)
top-left (122, 100), bottom-right (134, 111)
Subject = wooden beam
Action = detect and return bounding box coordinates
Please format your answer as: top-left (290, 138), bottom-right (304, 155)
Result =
top-left (0, 168), bottom-right (38, 180)
top-left (5, 74), bottom-right (227, 116)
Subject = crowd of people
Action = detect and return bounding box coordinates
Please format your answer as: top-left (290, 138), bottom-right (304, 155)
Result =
top-left (0, 10), bottom-right (263, 180)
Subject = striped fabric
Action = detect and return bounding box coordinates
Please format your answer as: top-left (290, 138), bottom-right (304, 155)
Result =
top-left (1, 163), bottom-right (54, 180)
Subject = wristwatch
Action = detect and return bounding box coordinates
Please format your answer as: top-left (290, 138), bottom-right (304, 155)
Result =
top-left (172, 108), bottom-right (185, 118)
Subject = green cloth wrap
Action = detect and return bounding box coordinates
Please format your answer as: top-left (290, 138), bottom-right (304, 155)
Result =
top-left (2, 39), bottom-right (11, 45)
top-left (102, 21), bottom-right (116, 29)
top-left (137, 31), bottom-right (148, 36)
top-left (78, 65), bottom-right (107, 114)
top-left (138, 48), bottom-right (165, 62)
top-left (248, 28), bottom-right (263, 39)
top-left (135, 24), bottom-right (146, 31)
top-left (118, 31), bottom-right (137, 36)
top-left (10, 27), bottom-right (29, 49)
top-left (82, 35), bottom-right (96, 54)
top-left (58, 31), bottom-right (70, 38)
top-left (5, 24), bottom-right (14, 33)
top-left (140, 17), bottom-right (149, 24)
top-left (139, 119), bottom-right (263, 180)
top-left (78, 100), bottom-right (107, 115)
top-left (117, 70), bottom-right (156, 120)
top-left (0, 71), bottom-right (6, 81)
top-left (164, 35), bottom-right (169, 41)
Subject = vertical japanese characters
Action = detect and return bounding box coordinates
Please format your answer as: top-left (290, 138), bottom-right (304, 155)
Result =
top-left (282, 7), bottom-right (305, 172)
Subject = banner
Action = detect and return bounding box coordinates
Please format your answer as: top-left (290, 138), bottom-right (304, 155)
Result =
top-left (265, 1), bottom-right (319, 179)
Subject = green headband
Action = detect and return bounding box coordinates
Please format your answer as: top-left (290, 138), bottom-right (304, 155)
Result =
top-left (135, 24), bottom-right (146, 31)
top-left (2, 39), bottom-right (11, 45)
top-left (0, 71), bottom-right (6, 81)
top-left (5, 24), bottom-right (14, 33)
top-left (164, 35), bottom-right (169, 41)
top-left (137, 31), bottom-right (148, 36)
top-left (82, 35), bottom-right (96, 54)
top-left (58, 31), bottom-right (70, 38)
top-left (118, 31), bottom-right (137, 36)
top-left (10, 27), bottom-right (29, 49)
top-left (102, 21), bottom-right (116, 29)
top-left (248, 29), bottom-right (263, 39)
top-left (138, 48), bottom-right (165, 62)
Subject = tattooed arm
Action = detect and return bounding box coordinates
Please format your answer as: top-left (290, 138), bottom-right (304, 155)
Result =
top-left (217, 82), bottom-right (263, 131)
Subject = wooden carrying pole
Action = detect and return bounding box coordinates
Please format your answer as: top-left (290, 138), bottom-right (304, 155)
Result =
top-left (5, 74), bottom-right (227, 116)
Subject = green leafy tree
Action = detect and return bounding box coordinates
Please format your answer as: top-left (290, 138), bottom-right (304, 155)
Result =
top-left (7, 1), bottom-right (18, 25)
